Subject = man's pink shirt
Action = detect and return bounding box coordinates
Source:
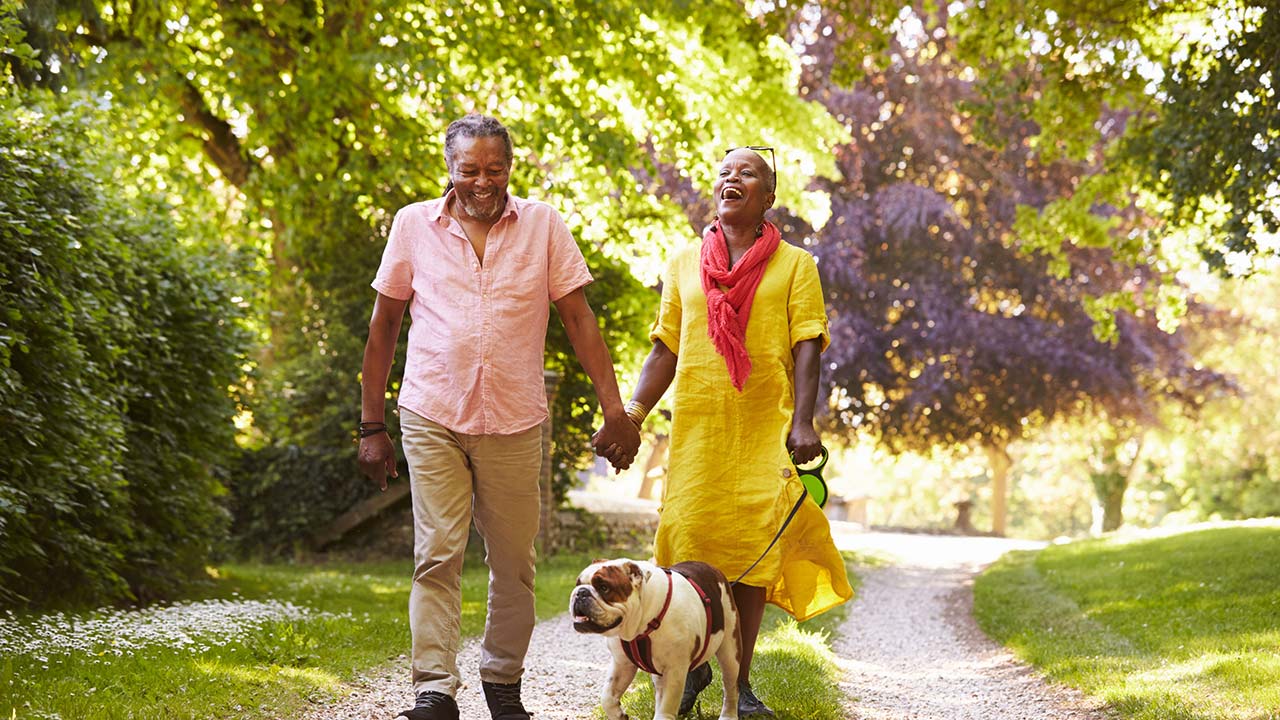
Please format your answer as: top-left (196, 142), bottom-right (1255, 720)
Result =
top-left (372, 192), bottom-right (592, 435)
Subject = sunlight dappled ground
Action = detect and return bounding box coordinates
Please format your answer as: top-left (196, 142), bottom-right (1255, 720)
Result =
top-left (974, 521), bottom-right (1280, 720)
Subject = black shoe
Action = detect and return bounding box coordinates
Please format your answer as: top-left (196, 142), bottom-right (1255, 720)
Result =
top-left (678, 663), bottom-right (713, 716)
top-left (482, 679), bottom-right (532, 720)
top-left (737, 681), bottom-right (775, 718)
top-left (398, 691), bottom-right (459, 720)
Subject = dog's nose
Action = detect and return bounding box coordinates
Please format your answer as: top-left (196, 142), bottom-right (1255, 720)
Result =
top-left (571, 588), bottom-right (594, 616)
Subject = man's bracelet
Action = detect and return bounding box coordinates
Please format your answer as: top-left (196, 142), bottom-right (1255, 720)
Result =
top-left (358, 421), bottom-right (388, 439)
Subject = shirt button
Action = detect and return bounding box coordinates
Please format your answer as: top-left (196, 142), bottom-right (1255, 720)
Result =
top-left (781, 468), bottom-right (792, 478)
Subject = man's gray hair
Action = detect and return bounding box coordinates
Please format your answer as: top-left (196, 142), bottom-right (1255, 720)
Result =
top-left (444, 114), bottom-right (513, 169)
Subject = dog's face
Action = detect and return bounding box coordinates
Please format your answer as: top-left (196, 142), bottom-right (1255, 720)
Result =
top-left (570, 559), bottom-right (647, 635)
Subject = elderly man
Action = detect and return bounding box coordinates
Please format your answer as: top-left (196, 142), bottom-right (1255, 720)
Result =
top-left (357, 114), bottom-right (640, 720)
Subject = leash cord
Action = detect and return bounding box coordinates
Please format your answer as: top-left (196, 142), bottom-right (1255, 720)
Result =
top-left (729, 487), bottom-right (808, 586)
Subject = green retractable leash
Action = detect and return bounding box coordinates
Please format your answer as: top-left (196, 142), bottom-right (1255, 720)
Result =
top-left (730, 446), bottom-right (829, 585)
top-left (795, 446), bottom-right (830, 508)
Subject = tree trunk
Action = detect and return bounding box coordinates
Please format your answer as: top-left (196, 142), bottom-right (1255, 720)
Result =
top-left (635, 434), bottom-right (669, 500)
top-left (953, 499), bottom-right (975, 534)
top-left (1091, 431), bottom-right (1145, 533)
top-left (985, 443), bottom-right (1011, 536)
top-left (174, 81), bottom-right (299, 369)
top-left (1100, 482), bottom-right (1126, 532)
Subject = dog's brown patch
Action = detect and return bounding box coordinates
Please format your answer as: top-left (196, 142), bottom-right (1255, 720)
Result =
top-left (670, 561), bottom-right (729, 635)
top-left (591, 563), bottom-right (636, 604)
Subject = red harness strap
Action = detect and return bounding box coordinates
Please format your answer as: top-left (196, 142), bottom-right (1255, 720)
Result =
top-left (620, 568), bottom-right (715, 676)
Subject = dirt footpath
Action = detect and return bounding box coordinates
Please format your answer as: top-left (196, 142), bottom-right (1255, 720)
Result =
top-left (829, 531), bottom-right (1111, 720)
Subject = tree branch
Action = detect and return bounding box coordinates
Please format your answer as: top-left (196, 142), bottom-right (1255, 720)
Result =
top-left (176, 78), bottom-right (254, 188)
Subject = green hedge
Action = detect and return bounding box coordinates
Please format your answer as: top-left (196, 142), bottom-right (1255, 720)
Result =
top-left (0, 99), bottom-right (249, 608)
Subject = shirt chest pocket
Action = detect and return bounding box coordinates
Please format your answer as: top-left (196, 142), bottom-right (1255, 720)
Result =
top-left (493, 251), bottom-right (546, 304)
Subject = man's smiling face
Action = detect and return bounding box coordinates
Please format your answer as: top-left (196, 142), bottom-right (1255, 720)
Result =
top-left (448, 135), bottom-right (510, 223)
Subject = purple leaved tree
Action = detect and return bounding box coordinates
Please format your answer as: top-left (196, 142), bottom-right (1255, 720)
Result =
top-left (785, 5), bottom-right (1229, 534)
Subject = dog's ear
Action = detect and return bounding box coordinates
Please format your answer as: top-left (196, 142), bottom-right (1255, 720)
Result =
top-left (591, 557), bottom-right (610, 564)
top-left (624, 561), bottom-right (644, 584)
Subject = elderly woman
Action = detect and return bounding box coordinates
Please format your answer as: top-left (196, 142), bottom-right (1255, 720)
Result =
top-left (616, 147), bottom-right (852, 716)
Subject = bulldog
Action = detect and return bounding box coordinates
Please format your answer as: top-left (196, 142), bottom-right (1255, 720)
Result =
top-left (571, 558), bottom-right (741, 720)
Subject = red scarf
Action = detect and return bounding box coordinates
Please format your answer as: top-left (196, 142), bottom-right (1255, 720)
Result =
top-left (700, 220), bottom-right (782, 391)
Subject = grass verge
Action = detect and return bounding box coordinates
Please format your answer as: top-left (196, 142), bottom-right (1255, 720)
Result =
top-left (1, 550), bottom-right (598, 720)
top-left (598, 550), bottom-right (870, 720)
top-left (974, 521), bottom-right (1280, 720)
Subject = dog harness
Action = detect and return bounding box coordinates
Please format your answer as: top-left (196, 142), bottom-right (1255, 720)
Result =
top-left (620, 568), bottom-right (715, 676)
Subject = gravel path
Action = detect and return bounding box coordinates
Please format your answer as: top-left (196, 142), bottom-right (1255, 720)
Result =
top-left (303, 529), bottom-right (1110, 719)
top-left (829, 531), bottom-right (1112, 720)
top-left (299, 613), bottom-right (611, 719)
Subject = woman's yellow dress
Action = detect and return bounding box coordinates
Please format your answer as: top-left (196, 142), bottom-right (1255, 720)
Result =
top-left (651, 239), bottom-right (852, 620)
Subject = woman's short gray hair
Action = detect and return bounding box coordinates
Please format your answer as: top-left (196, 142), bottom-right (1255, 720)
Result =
top-left (444, 114), bottom-right (513, 169)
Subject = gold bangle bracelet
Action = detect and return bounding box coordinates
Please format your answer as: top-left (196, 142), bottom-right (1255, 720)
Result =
top-left (624, 399), bottom-right (650, 429)
top-left (624, 399), bottom-right (650, 416)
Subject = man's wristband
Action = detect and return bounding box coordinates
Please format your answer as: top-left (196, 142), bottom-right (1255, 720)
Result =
top-left (357, 421), bottom-right (388, 439)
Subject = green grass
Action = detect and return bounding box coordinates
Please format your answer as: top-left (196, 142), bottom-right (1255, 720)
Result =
top-left (2, 550), bottom-right (598, 720)
top-left (597, 550), bottom-right (869, 720)
top-left (974, 522), bottom-right (1280, 720)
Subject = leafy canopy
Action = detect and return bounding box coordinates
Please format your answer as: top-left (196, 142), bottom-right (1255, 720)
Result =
top-left (10, 0), bottom-right (849, 548)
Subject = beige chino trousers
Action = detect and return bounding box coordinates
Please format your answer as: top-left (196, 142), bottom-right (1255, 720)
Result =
top-left (399, 408), bottom-right (543, 697)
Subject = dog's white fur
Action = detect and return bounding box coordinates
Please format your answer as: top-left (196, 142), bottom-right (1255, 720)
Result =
top-left (570, 558), bottom-right (740, 720)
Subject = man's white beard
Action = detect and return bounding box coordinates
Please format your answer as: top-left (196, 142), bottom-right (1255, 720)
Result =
top-left (458, 192), bottom-right (504, 222)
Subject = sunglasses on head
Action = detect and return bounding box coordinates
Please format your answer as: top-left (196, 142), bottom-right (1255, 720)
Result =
top-left (724, 146), bottom-right (777, 191)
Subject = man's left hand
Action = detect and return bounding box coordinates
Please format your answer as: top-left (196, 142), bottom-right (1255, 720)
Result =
top-left (787, 421), bottom-right (822, 465)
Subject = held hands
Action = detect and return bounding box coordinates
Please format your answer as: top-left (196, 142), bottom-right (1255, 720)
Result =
top-left (592, 411), bottom-right (642, 473)
top-left (787, 420), bottom-right (822, 466)
top-left (357, 432), bottom-right (399, 491)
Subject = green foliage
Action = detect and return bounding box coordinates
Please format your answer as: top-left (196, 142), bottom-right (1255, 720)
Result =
top-left (1131, 5), bottom-right (1278, 271)
top-left (226, 444), bottom-right (388, 555)
top-left (0, 0), bottom-right (39, 90)
top-left (1013, 172), bottom-right (1131, 279)
top-left (951, 0), bottom-right (1279, 275)
top-left (1183, 453), bottom-right (1280, 521)
top-left (5, 0), bottom-right (848, 553)
top-left (1123, 271), bottom-right (1280, 524)
top-left (975, 523), bottom-right (1280, 719)
top-left (0, 97), bottom-right (249, 607)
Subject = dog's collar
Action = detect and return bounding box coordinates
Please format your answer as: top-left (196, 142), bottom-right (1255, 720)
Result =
top-left (620, 568), bottom-right (715, 676)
